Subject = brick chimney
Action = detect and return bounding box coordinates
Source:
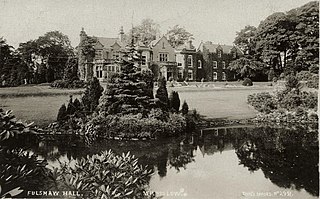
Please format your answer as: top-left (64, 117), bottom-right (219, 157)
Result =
top-left (119, 26), bottom-right (124, 42)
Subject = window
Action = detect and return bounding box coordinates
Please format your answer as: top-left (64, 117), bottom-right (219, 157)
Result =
top-left (233, 52), bottom-right (237, 59)
top-left (187, 55), bottom-right (193, 67)
top-left (222, 61), bottom-right (226, 69)
top-left (177, 62), bottom-right (182, 67)
top-left (95, 50), bottom-right (102, 59)
top-left (198, 60), bottom-right (202, 69)
top-left (159, 53), bottom-right (168, 62)
top-left (213, 72), bottom-right (218, 80)
top-left (178, 71), bottom-right (183, 79)
top-left (96, 66), bottom-right (103, 78)
top-left (188, 70), bottom-right (193, 80)
top-left (116, 66), bottom-right (120, 72)
top-left (111, 65), bottom-right (115, 72)
top-left (141, 55), bottom-right (146, 65)
top-left (213, 61), bottom-right (217, 68)
top-left (222, 72), bottom-right (226, 80)
top-left (218, 50), bottom-right (222, 58)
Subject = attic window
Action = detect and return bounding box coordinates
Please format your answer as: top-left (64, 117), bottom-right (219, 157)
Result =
top-left (218, 50), bottom-right (222, 58)
top-left (162, 42), bottom-right (165, 49)
top-left (233, 51), bottom-right (237, 59)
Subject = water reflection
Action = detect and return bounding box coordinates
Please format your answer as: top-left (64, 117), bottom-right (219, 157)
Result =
top-left (4, 125), bottom-right (319, 198)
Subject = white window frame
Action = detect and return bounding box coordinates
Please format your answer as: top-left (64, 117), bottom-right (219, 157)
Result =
top-left (222, 72), bottom-right (226, 80)
top-left (188, 69), bottom-right (193, 80)
top-left (141, 55), bottom-right (146, 66)
top-left (96, 65), bottom-right (103, 78)
top-left (222, 61), bottom-right (226, 69)
top-left (213, 72), bottom-right (218, 80)
top-left (159, 53), bottom-right (168, 62)
top-left (198, 60), bottom-right (202, 68)
top-left (213, 61), bottom-right (217, 69)
top-left (187, 55), bottom-right (193, 67)
top-left (218, 50), bottom-right (222, 58)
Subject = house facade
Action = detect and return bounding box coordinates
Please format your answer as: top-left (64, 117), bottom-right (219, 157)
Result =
top-left (197, 41), bottom-right (243, 81)
top-left (77, 27), bottom-right (152, 82)
top-left (175, 40), bottom-right (202, 81)
top-left (149, 36), bottom-right (177, 81)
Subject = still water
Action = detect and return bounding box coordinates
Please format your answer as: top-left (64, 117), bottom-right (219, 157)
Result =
top-left (8, 125), bottom-right (320, 199)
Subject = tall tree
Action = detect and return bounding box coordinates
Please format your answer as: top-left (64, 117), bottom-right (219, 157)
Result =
top-left (128, 18), bottom-right (160, 45)
top-left (228, 57), bottom-right (267, 79)
top-left (99, 44), bottom-right (154, 115)
top-left (17, 31), bottom-right (74, 83)
top-left (166, 25), bottom-right (194, 48)
top-left (234, 25), bottom-right (257, 56)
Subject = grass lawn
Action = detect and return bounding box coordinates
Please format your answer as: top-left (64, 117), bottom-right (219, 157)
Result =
top-left (0, 83), bottom-right (273, 126)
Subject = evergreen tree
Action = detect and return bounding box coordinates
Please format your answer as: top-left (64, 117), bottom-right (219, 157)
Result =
top-left (57, 104), bottom-right (67, 121)
top-left (66, 95), bottom-right (76, 115)
top-left (181, 101), bottom-right (189, 115)
top-left (169, 91), bottom-right (180, 112)
top-left (82, 77), bottom-right (104, 113)
top-left (155, 76), bottom-right (169, 111)
top-left (99, 43), bottom-right (154, 115)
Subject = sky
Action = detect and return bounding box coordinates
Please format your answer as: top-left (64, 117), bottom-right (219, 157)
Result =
top-left (0, 0), bottom-right (314, 48)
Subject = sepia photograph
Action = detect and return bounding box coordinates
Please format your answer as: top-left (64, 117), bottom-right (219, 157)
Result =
top-left (0, 0), bottom-right (319, 198)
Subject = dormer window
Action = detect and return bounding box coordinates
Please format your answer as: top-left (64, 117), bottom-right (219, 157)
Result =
top-left (218, 50), bottom-right (222, 58)
top-left (233, 51), bottom-right (237, 59)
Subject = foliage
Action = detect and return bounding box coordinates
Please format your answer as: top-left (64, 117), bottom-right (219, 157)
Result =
top-left (242, 78), bottom-right (253, 86)
top-left (99, 47), bottom-right (153, 116)
top-left (247, 92), bottom-right (277, 113)
top-left (296, 70), bottom-right (313, 81)
top-left (82, 77), bottom-right (104, 113)
top-left (57, 150), bottom-right (154, 199)
top-left (57, 104), bottom-right (67, 122)
top-left (0, 109), bottom-right (35, 142)
top-left (18, 31), bottom-right (74, 83)
top-left (181, 101), bottom-right (189, 115)
top-left (306, 75), bottom-right (319, 89)
top-left (50, 79), bottom-right (86, 89)
top-left (0, 38), bottom-right (31, 87)
top-left (284, 75), bottom-right (301, 91)
top-left (165, 25), bottom-right (194, 48)
top-left (0, 109), bottom-right (50, 198)
top-left (128, 18), bottom-right (160, 45)
top-left (234, 25), bottom-right (257, 55)
top-left (84, 112), bottom-right (186, 139)
top-left (155, 77), bottom-right (169, 111)
top-left (169, 91), bottom-right (180, 112)
top-left (228, 57), bottom-right (266, 79)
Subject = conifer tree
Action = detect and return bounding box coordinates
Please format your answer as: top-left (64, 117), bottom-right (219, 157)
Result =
top-left (57, 104), bottom-right (67, 121)
top-left (155, 76), bottom-right (169, 111)
top-left (181, 101), bottom-right (189, 115)
top-left (99, 42), bottom-right (154, 115)
top-left (169, 91), bottom-right (180, 112)
top-left (82, 77), bottom-right (104, 113)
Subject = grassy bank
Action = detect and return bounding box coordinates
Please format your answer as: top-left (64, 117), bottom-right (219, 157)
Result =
top-left (0, 84), bottom-right (273, 126)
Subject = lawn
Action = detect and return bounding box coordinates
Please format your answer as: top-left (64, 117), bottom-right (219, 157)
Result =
top-left (0, 83), bottom-right (273, 126)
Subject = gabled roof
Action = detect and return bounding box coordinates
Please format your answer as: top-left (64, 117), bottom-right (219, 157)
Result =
top-left (95, 37), bottom-right (127, 49)
top-left (198, 41), bottom-right (243, 55)
top-left (149, 36), bottom-right (173, 48)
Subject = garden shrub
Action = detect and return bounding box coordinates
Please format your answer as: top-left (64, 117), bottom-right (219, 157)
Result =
top-left (285, 75), bottom-right (300, 91)
top-left (58, 150), bottom-right (154, 199)
top-left (247, 92), bottom-right (277, 113)
top-left (242, 78), bottom-right (253, 86)
top-left (181, 101), bottom-right (189, 115)
top-left (155, 77), bottom-right (169, 111)
top-left (300, 91), bottom-right (318, 109)
top-left (306, 75), bottom-right (319, 89)
top-left (50, 79), bottom-right (86, 89)
top-left (169, 91), bottom-right (180, 112)
top-left (57, 104), bottom-right (67, 122)
top-left (84, 112), bottom-right (186, 139)
top-left (82, 77), bottom-right (104, 113)
top-left (279, 90), bottom-right (302, 110)
top-left (296, 71), bottom-right (312, 81)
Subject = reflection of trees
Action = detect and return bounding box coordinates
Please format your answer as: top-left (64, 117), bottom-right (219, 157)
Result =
top-left (236, 126), bottom-right (319, 197)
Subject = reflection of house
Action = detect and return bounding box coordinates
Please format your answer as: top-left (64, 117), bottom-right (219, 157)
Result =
top-left (149, 36), bottom-right (177, 81)
top-left (197, 41), bottom-right (243, 81)
top-left (175, 40), bottom-right (200, 81)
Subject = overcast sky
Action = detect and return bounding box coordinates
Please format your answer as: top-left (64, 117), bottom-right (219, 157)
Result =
top-left (0, 0), bottom-right (313, 48)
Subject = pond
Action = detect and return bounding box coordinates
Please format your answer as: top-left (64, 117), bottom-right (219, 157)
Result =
top-left (4, 125), bottom-right (319, 199)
